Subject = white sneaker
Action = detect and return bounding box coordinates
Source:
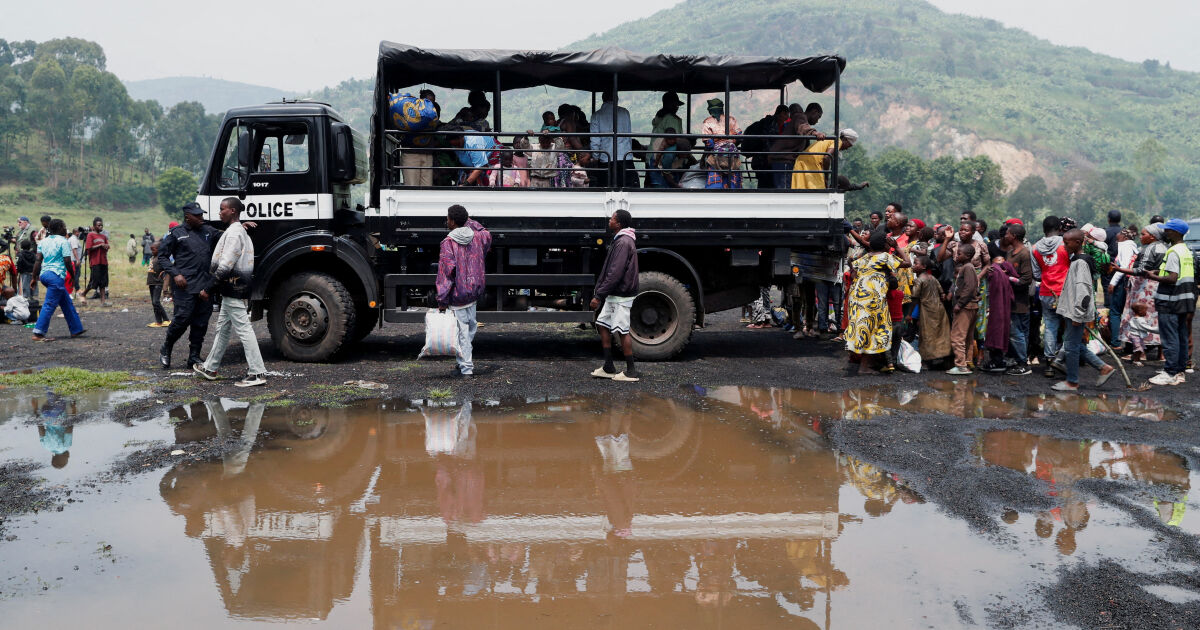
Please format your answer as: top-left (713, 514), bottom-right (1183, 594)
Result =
top-left (1148, 372), bottom-right (1176, 386)
top-left (234, 373), bottom-right (267, 388)
top-left (1170, 374), bottom-right (1186, 386)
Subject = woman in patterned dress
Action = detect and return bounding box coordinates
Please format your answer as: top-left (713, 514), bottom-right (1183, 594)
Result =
top-left (846, 230), bottom-right (902, 374)
top-left (1114, 224), bottom-right (1167, 353)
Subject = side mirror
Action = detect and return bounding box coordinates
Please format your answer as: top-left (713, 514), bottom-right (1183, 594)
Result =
top-left (330, 122), bottom-right (366, 185)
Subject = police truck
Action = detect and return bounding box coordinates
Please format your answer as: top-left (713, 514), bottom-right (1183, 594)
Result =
top-left (195, 44), bottom-right (849, 362)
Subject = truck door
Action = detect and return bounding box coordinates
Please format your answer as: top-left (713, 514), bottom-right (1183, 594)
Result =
top-left (205, 118), bottom-right (330, 224)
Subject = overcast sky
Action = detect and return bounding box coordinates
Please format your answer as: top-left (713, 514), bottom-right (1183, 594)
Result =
top-left (925, 0), bottom-right (1200, 72)
top-left (4, 0), bottom-right (1198, 91)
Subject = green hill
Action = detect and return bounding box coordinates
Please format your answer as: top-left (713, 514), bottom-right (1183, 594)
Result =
top-left (123, 76), bottom-right (295, 115)
top-left (569, 0), bottom-right (1200, 211)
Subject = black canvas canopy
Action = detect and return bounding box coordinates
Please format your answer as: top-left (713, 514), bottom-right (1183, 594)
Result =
top-left (376, 42), bottom-right (846, 94)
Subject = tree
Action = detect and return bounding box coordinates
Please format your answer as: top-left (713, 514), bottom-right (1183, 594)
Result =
top-left (156, 167), bottom-right (196, 215)
top-left (873, 148), bottom-right (928, 216)
top-left (955, 155), bottom-right (1004, 215)
top-left (1007, 175), bottom-right (1050, 221)
top-left (154, 101), bottom-right (219, 174)
top-left (1132, 138), bottom-right (1166, 214)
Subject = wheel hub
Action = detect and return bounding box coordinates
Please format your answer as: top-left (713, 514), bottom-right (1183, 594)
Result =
top-left (631, 291), bottom-right (679, 346)
top-left (284, 294), bottom-right (328, 342)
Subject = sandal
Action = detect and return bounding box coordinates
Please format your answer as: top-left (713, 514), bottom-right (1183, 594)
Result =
top-left (32, 335), bottom-right (54, 342)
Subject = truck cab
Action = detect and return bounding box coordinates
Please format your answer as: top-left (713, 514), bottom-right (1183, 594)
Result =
top-left (197, 102), bottom-right (380, 361)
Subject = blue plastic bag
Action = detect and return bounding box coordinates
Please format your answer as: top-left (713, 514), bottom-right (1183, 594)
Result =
top-left (389, 93), bottom-right (438, 133)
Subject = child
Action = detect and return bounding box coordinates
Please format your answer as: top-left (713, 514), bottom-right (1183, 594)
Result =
top-left (16, 239), bottom-right (36, 300)
top-left (947, 243), bottom-right (979, 375)
top-left (540, 111), bottom-right (557, 131)
top-left (884, 266), bottom-right (905, 373)
top-left (530, 132), bottom-right (563, 188)
top-left (909, 255), bottom-right (951, 365)
top-left (3, 287), bottom-right (29, 324)
top-left (1126, 303), bottom-right (1156, 366)
top-left (147, 241), bottom-right (170, 327)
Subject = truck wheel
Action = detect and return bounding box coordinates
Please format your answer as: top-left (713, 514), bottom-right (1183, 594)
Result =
top-left (630, 271), bottom-right (696, 361)
top-left (267, 272), bottom-right (357, 362)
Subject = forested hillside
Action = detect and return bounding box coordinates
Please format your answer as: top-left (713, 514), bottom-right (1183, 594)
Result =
top-left (0, 38), bottom-right (220, 210)
top-left (569, 0), bottom-right (1200, 220)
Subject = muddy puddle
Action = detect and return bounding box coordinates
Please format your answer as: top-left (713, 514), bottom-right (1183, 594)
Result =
top-left (694, 380), bottom-right (1179, 423)
top-left (0, 390), bottom-right (1196, 628)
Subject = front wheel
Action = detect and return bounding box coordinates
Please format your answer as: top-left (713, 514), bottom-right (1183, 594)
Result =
top-left (267, 272), bottom-right (356, 362)
top-left (630, 271), bottom-right (696, 361)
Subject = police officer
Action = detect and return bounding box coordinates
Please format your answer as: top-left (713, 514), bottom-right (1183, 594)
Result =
top-left (157, 202), bottom-right (222, 369)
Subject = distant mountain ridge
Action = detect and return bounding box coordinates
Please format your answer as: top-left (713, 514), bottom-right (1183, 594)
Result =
top-left (123, 76), bottom-right (296, 115)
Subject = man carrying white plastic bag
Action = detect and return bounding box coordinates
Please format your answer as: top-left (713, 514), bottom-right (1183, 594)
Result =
top-left (431, 204), bottom-right (491, 377)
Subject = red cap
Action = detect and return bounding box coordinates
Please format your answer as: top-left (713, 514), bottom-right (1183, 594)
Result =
top-left (168, 222), bottom-right (179, 229)
top-left (911, 219), bottom-right (926, 230)
top-left (1004, 218), bottom-right (1023, 225)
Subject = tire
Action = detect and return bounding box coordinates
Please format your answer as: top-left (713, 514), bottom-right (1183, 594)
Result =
top-left (630, 271), bottom-right (696, 361)
top-left (267, 272), bottom-right (356, 362)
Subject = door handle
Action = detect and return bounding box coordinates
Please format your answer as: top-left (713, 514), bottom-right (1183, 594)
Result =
top-left (296, 199), bottom-right (316, 206)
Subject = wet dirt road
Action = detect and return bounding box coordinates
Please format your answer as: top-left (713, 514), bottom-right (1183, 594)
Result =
top-left (0, 382), bottom-right (1197, 629)
top-left (1, 312), bottom-right (1199, 628)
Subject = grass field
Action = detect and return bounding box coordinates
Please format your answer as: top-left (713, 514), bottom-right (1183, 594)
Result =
top-left (2, 197), bottom-right (176, 314)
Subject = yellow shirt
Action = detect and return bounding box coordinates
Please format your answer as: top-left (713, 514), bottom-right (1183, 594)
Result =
top-left (791, 139), bottom-right (835, 189)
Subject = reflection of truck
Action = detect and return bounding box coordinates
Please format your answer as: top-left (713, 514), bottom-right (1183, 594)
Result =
top-left (196, 44), bottom-right (848, 362)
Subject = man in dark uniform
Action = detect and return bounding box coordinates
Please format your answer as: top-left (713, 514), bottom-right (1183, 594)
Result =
top-left (157, 202), bottom-right (221, 369)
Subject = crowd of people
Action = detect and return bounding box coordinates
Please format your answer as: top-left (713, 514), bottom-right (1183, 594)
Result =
top-left (396, 90), bottom-right (859, 190)
top-left (777, 205), bottom-right (1195, 391)
top-left (1, 202), bottom-right (268, 387)
top-left (4, 199), bottom-right (1194, 393)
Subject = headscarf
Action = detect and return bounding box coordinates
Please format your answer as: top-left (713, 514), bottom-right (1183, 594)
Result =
top-left (1145, 223), bottom-right (1165, 241)
top-left (911, 219), bottom-right (926, 231)
top-left (839, 128), bottom-right (859, 143)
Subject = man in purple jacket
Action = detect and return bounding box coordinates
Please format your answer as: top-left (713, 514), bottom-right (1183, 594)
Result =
top-left (590, 209), bottom-right (640, 381)
top-left (436, 205), bottom-right (492, 377)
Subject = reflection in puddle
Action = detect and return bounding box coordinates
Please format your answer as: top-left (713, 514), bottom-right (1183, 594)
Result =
top-left (0, 392), bottom-right (1194, 628)
top-left (158, 395), bottom-right (854, 625)
top-left (0, 387), bottom-right (149, 476)
top-left (976, 430), bottom-right (1192, 545)
top-left (695, 381), bottom-right (1178, 422)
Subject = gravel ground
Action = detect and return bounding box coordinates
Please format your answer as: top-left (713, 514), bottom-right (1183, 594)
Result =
top-left (1, 307), bottom-right (1198, 628)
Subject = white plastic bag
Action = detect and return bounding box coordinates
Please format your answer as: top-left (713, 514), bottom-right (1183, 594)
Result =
top-left (418, 310), bottom-right (459, 358)
top-left (898, 340), bottom-right (922, 373)
top-left (1087, 339), bottom-right (1106, 356)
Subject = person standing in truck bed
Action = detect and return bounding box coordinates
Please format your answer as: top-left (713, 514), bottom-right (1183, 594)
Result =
top-left (590, 210), bottom-right (641, 382)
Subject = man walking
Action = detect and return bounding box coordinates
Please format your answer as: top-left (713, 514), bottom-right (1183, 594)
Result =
top-left (193, 198), bottom-right (267, 387)
top-left (435, 204), bottom-right (492, 378)
top-left (590, 209), bottom-right (641, 382)
top-left (158, 202), bottom-right (221, 369)
top-left (1149, 219), bottom-right (1195, 386)
top-left (83, 217), bottom-right (110, 305)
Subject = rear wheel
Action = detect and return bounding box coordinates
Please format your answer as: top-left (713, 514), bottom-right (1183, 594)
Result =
top-left (630, 271), bottom-right (696, 361)
top-left (267, 272), bottom-right (356, 362)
